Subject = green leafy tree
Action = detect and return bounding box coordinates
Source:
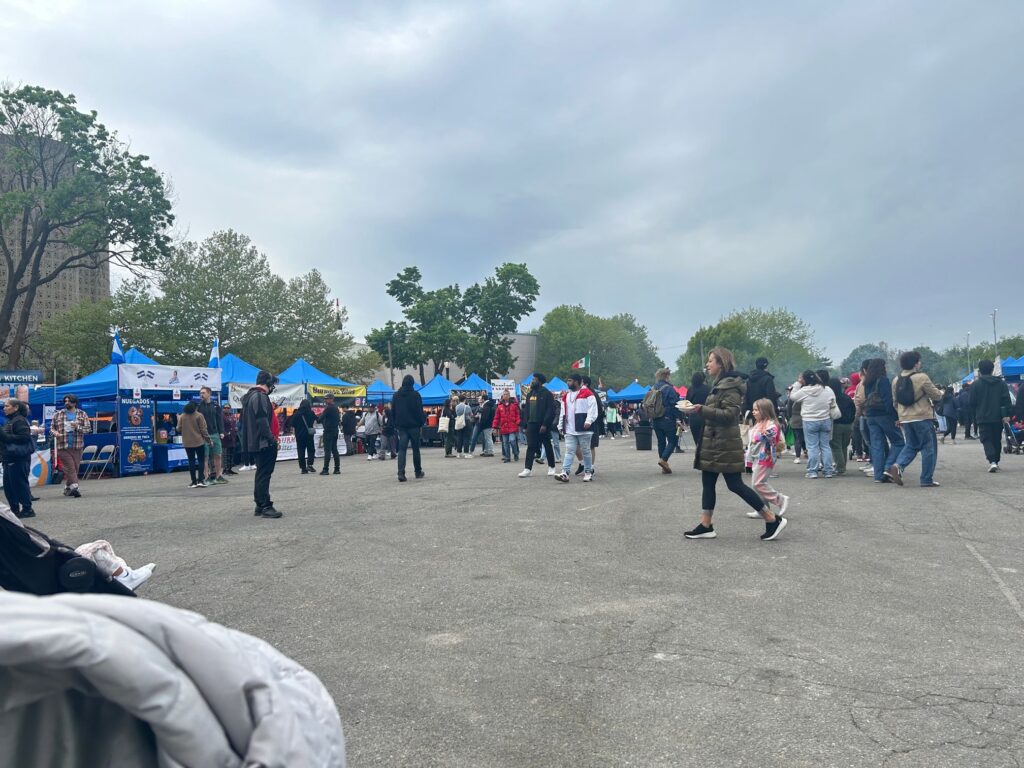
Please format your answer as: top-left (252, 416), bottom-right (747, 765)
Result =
top-left (534, 305), bottom-right (665, 390)
top-left (837, 342), bottom-right (900, 378)
top-left (675, 307), bottom-right (825, 387)
top-left (458, 263), bottom-right (539, 377)
top-left (0, 85), bottom-right (173, 366)
top-left (366, 320), bottom-right (427, 383)
top-left (337, 347), bottom-right (385, 385)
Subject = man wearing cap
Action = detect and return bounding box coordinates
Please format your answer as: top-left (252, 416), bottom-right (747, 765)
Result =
top-left (240, 371), bottom-right (282, 518)
top-left (518, 373), bottom-right (557, 478)
top-left (556, 373), bottom-right (598, 482)
top-left (316, 393), bottom-right (342, 475)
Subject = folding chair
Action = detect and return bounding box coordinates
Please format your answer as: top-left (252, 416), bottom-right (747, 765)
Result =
top-left (82, 444), bottom-right (116, 480)
top-left (67, 445), bottom-right (97, 482)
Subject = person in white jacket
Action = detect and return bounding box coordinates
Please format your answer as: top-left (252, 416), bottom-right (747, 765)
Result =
top-left (789, 370), bottom-right (841, 478)
top-left (556, 373), bottom-right (598, 482)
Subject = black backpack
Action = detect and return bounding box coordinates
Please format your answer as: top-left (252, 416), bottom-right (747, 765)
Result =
top-left (895, 374), bottom-right (918, 407)
top-left (865, 379), bottom-right (885, 411)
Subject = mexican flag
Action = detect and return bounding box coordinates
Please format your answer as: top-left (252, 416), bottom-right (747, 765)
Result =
top-left (571, 356), bottom-right (590, 370)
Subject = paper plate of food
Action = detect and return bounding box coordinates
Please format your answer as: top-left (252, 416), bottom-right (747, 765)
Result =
top-left (676, 399), bottom-right (696, 412)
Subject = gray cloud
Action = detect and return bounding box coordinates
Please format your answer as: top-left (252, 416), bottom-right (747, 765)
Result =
top-left (2, 0), bottom-right (1022, 367)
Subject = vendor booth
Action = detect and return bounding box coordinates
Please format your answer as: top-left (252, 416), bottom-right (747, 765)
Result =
top-left (365, 380), bottom-right (395, 404)
top-left (278, 358), bottom-right (365, 406)
top-left (608, 381), bottom-right (650, 402)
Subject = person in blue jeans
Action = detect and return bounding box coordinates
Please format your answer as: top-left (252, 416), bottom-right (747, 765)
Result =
top-left (857, 358), bottom-right (905, 483)
top-left (650, 368), bottom-right (681, 474)
top-left (886, 351), bottom-right (944, 487)
top-left (789, 370), bottom-right (839, 478)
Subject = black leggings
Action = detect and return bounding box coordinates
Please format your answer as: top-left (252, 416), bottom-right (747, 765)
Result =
top-left (792, 428), bottom-right (805, 458)
top-left (942, 417), bottom-right (958, 440)
top-left (701, 470), bottom-right (765, 515)
top-left (185, 445), bottom-right (206, 485)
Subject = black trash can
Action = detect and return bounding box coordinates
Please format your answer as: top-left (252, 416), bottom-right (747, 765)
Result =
top-left (634, 422), bottom-right (653, 451)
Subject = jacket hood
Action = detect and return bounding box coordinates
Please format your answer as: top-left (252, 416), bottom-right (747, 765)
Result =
top-left (850, 373), bottom-right (861, 386)
top-left (714, 371), bottom-right (747, 390)
top-left (749, 369), bottom-right (774, 383)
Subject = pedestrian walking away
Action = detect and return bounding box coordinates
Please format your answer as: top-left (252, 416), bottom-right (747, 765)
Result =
top-left (291, 399), bottom-right (317, 474)
top-left (49, 394), bottom-right (92, 498)
top-left (886, 351), bottom-right (944, 487)
top-left (241, 371), bottom-right (283, 518)
top-left (178, 401), bottom-right (212, 489)
top-left (221, 404), bottom-right (239, 474)
top-left (855, 358), bottom-right (906, 483)
top-left (939, 386), bottom-right (959, 444)
top-left (317, 393), bottom-right (341, 475)
top-left (970, 359), bottom-right (1013, 473)
top-left (645, 367), bottom-right (681, 474)
top-left (391, 374), bottom-right (426, 481)
top-left (827, 379), bottom-right (856, 474)
top-left (746, 398), bottom-right (790, 519)
top-left (681, 347), bottom-right (787, 542)
top-left (519, 374), bottom-right (557, 477)
top-left (0, 399), bottom-right (36, 518)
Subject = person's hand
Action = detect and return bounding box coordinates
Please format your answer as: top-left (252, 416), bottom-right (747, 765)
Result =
top-left (220, 433), bottom-right (224, 439)
top-left (539, 425), bottom-right (547, 433)
top-left (584, 422), bottom-right (592, 430)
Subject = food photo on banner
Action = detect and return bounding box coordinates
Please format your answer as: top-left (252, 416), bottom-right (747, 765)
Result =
top-left (118, 397), bottom-right (154, 475)
top-left (227, 382), bottom-right (305, 410)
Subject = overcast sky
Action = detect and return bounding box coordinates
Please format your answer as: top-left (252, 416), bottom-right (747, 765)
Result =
top-left (2, 0), bottom-right (1021, 366)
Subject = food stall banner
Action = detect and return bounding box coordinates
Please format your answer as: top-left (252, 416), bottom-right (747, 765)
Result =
top-left (118, 397), bottom-right (154, 475)
top-left (491, 379), bottom-right (516, 400)
top-left (307, 383), bottom-right (366, 408)
top-left (227, 382), bottom-right (305, 410)
top-left (118, 364), bottom-right (222, 392)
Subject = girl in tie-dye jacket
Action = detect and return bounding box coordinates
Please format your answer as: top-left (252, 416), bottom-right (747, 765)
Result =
top-left (746, 398), bottom-right (790, 516)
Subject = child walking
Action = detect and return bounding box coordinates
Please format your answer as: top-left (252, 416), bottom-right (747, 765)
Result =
top-left (746, 399), bottom-right (790, 519)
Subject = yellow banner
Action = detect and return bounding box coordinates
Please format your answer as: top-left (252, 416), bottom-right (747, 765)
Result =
top-left (307, 383), bottom-right (367, 399)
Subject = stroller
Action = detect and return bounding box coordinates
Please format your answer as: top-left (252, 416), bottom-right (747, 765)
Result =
top-left (1004, 418), bottom-right (1023, 456)
top-left (0, 511), bottom-right (136, 597)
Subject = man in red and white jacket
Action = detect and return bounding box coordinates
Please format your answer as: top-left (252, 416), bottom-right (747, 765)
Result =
top-left (556, 373), bottom-right (598, 482)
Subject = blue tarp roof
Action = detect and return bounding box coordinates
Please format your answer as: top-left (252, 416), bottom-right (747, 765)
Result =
top-left (220, 353), bottom-right (262, 384)
top-left (416, 374), bottom-right (454, 405)
top-left (608, 381), bottom-right (650, 402)
top-left (277, 358), bottom-right (352, 386)
top-left (546, 376), bottom-right (569, 392)
top-left (29, 348), bottom-right (160, 404)
top-left (452, 373), bottom-right (490, 392)
top-left (365, 379), bottom-right (395, 403)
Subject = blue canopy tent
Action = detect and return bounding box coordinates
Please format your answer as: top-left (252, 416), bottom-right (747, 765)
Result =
top-left (545, 376), bottom-right (569, 393)
top-left (30, 348), bottom-right (160, 405)
top-left (365, 379), bottom-right (395, 404)
top-left (416, 374), bottom-right (454, 405)
top-left (452, 373), bottom-right (491, 393)
top-left (277, 358), bottom-right (353, 387)
top-left (1001, 356), bottom-right (1022, 380)
top-left (219, 353), bottom-right (262, 385)
top-left (608, 381), bottom-right (649, 402)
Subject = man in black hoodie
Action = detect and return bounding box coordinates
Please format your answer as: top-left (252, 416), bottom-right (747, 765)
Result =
top-left (970, 359), bottom-right (1012, 472)
top-left (744, 357), bottom-right (780, 415)
top-left (240, 371), bottom-right (282, 518)
top-left (518, 373), bottom-right (557, 478)
top-left (316, 394), bottom-right (341, 475)
top-left (391, 374), bottom-right (426, 481)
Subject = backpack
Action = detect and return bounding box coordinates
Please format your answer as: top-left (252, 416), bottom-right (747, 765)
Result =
top-left (641, 387), bottom-right (665, 420)
top-left (895, 374), bottom-right (918, 407)
top-left (865, 379), bottom-right (884, 411)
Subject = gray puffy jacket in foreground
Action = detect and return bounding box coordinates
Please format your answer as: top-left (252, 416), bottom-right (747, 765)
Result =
top-left (0, 592), bottom-right (345, 768)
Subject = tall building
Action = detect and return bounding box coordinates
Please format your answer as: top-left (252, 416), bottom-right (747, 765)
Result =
top-left (1, 136), bottom-right (111, 363)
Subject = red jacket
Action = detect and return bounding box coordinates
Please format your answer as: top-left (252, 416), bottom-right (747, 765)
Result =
top-left (493, 400), bottom-right (521, 435)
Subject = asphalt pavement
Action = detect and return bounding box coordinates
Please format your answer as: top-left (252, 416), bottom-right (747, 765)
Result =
top-left (31, 433), bottom-right (1024, 767)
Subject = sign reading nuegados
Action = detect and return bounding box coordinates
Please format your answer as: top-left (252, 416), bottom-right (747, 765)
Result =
top-left (118, 397), bottom-right (154, 475)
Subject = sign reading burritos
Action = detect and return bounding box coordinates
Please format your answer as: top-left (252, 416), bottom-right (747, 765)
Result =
top-left (307, 383), bottom-right (367, 407)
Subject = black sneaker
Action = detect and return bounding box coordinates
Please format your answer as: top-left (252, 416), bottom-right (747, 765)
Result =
top-left (15, 509), bottom-right (35, 519)
top-left (259, 505), bottom-right (282, 518)
top-left (575, 464), bottom-right (585, 476)
top-left (70, 488), bottom-right (82, 498)
top-left (684, 523), bottom-right (716, 539)
top-left (320, 469), bottom-right (329, 476)
top-left (254, 505), bottom-right (264, 516)
top-left (398, 475), bottom-right (407, 482)
top-left (415, 471), bottom-right (425, 479)
top-left (333, 468), bottom-right (340, 475)
top-left (761, 516), bottom-right (788, 541)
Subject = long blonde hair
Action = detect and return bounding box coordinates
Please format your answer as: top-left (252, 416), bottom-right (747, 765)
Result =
top-left (753, 398), bottom-right (779, 427)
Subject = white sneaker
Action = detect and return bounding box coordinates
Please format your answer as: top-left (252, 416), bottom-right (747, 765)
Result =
top-left (793, 458), bottom-right (802, 464)
top-left (547, 467), bottom-right (557, 476)
top-left (778, 495), bottom-right (790, 516)
top-left (989, 462), bottom-right (999, 473)
top-left (746, 510), bottom-right (763, 518)
top-left (518, 469), bottom-right (532, 478)
top-left (117, 563), bottom-right (155, 591)
top-left (583, 472), bottom-right (593, 482)
top-left (464, 453), bottom-right (474, 459)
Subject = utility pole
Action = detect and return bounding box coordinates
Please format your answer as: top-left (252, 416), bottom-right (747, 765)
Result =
top-left (387, 337), bottom-right (395, 390)
top-left (990, 309), bottom-right (998, 354)
top-left (966, 332), bottom-right (971, 377)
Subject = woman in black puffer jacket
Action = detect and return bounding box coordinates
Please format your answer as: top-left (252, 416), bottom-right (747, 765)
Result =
top-left (0, 399), bottom-right (35, 518)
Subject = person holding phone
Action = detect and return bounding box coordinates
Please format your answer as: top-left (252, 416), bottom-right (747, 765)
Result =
top-left (50, 394), bottom-right (92, 499)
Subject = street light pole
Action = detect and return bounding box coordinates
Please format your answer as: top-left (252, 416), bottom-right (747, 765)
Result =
top-left (990, 308), bottom-right (998, 354)
top-left (966, 332), bottom-right (971, 376)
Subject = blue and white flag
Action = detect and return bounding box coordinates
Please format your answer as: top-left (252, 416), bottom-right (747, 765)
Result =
top-left (208, 337), bottom-right (220, 369)
top-left (111, 330), bottom-right (126, 365)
